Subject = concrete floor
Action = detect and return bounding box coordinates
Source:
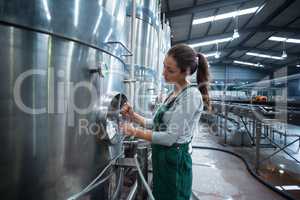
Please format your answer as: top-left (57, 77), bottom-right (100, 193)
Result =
top-left (191, 123), bottom-right (300, 200)
top-left (191, 149), bottom-right (286, 200)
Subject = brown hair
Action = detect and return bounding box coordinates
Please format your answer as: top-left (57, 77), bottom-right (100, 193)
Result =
top-left (167, 43), bottom-right (211, 111)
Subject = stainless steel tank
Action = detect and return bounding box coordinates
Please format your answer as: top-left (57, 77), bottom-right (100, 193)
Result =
top-left (125, 0), bottom-right (160, 71)
top-left (125, 0), bottom-right (161, 117)
top-left (158, 19), bottom-right (172, 97)
top-left (0, 0), bottom-right (129, 199)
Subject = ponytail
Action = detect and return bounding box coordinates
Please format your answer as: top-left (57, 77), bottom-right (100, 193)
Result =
top-left (196, 53), bottom-right (211, 112)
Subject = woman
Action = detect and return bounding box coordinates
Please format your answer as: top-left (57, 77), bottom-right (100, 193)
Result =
top-left (120, 43), bottom-right (210, 200)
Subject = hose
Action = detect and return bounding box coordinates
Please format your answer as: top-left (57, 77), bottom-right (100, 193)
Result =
top-left (134, 154), bottom-right (155, 200)
top-left (192, 145), bottom-right (296, 200)
top-left (67, 153), bottom-right (123, 200)
top-left (126, 180), bottom-right (138, 200)
top-left (112, 167), bottom-right (124, 200)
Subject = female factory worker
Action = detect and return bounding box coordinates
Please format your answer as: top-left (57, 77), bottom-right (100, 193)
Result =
top-left (120, 43), bottom-right (210, 200)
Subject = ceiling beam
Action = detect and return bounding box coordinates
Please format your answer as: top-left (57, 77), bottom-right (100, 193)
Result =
top-left (209, 60), bottom-right (271, 72)
top-left (208, 58), bottom-right (299, 73)
top-left (220, 0), bottom-right (252, 52)
top-left (215, 56), bottom-right (299, 67)
top-left (210, 58), bottom-right (284, 69)
top-left (224, 0), bottom-right (296, 59)
top-left (205, 8), bottom-right (220, 52)
top-left (258, 16), bottom-right (300, 50)
top-left (285, 58), bottom-right (300, 66)
top-left (174, 25), bottom-right (300, 44)
top-left (223, 46), bottom-right (300, 58)
top-left (204, 8), bottom-right (220, 37)
top-left (250, 16), bottom-right (300, 64)
top-left (187, 0), bottom-right (197, 41)
top-left (165, 0), bottom-right (254, 18)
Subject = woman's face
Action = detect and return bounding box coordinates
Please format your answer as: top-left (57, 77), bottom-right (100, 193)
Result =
top-left (163, 55), bottom-right (186, 83)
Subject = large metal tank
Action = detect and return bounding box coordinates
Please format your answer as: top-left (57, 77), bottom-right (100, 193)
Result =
top-left (126, 0), bottom-right (160, 71)
top-left (125, 0), bottom-right (161, 117)
top-left (158, 18), bottom-right (172, 98)
top-left (0, 0), bottom-right (129, 199)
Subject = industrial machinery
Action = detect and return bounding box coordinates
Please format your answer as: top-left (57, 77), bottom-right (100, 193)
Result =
top-left (0, 0), bottom-right (128, 199)
top-left (125, 0), bottom-right (171, 117)
top-left (0, 0), bottom-right (171, 199)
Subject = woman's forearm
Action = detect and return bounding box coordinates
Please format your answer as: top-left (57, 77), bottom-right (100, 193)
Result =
top-left (132, 112), bottom-right (147, 127)
top-left (134, 128), bottom-right (152, 142)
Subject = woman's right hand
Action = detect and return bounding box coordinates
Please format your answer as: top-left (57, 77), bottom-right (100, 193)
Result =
top-left (121, 102), bottom-right (135, 120)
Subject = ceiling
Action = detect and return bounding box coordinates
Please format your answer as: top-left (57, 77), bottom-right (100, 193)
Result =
top-left (161, 0), bottom-right (300, 71)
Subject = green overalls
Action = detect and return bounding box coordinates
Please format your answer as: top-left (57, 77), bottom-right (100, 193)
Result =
top-left (152, 86), bottom-right (193, 200)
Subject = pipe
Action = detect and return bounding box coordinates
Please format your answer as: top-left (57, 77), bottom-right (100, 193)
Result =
top-left (129, 0), bottom-right (136, 106)
top-left (67, 173), bottom-right (113, 200)
top-left (255, 121), bottom-right (262, 172)
top-left (136, 146), bottom-right (148, 200)
top-left (67, 153), bottom-right (123, 200)
top-left (112, 167), bottom-right (124, 200)
top-left (192, 145), bottom-right (296, 200)
top-left (126, 180), bottom-right (138, 200)
top-left (156, 6), bottom-right (162, 93)
top-left (83, 153), bottom-right (122, 193)
top-left (134, 155), bottom-right (155, 200)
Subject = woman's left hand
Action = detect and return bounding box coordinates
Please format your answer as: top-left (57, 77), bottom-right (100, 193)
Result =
top-left (120, 123), bottom-right (136, 136)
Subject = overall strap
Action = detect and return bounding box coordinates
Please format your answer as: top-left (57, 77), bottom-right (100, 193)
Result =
top-left (164, 85), bottom-right (195, 109)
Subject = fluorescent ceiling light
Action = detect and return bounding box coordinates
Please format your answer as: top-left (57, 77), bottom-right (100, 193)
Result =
top-left (276, 185), bottom-right (300, 190)
top-left (193, 6), bottom-right (259, 25)
top-left (282, 185), bottom-right (300, 190)
top-left (233, 60), bottom-right (264, 67)
top-left (204, 52), bottom-right (218, 57)
top-left (190, 32), bottom-right (240, 48)
top-left (246, 52), bottom-right (284, 60)
top-left (269, 36), bottom-right (286, 42)
top-left (269, 36), bottom-right (300, 44)
top-left (189, 37), bottom-right (233, 48)
top-left (287, 38), bottom-right (300, 44)
top-left (204, 52), bottom-right (221, 58)
top-left (275, 186), bottom-right (283, 191)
